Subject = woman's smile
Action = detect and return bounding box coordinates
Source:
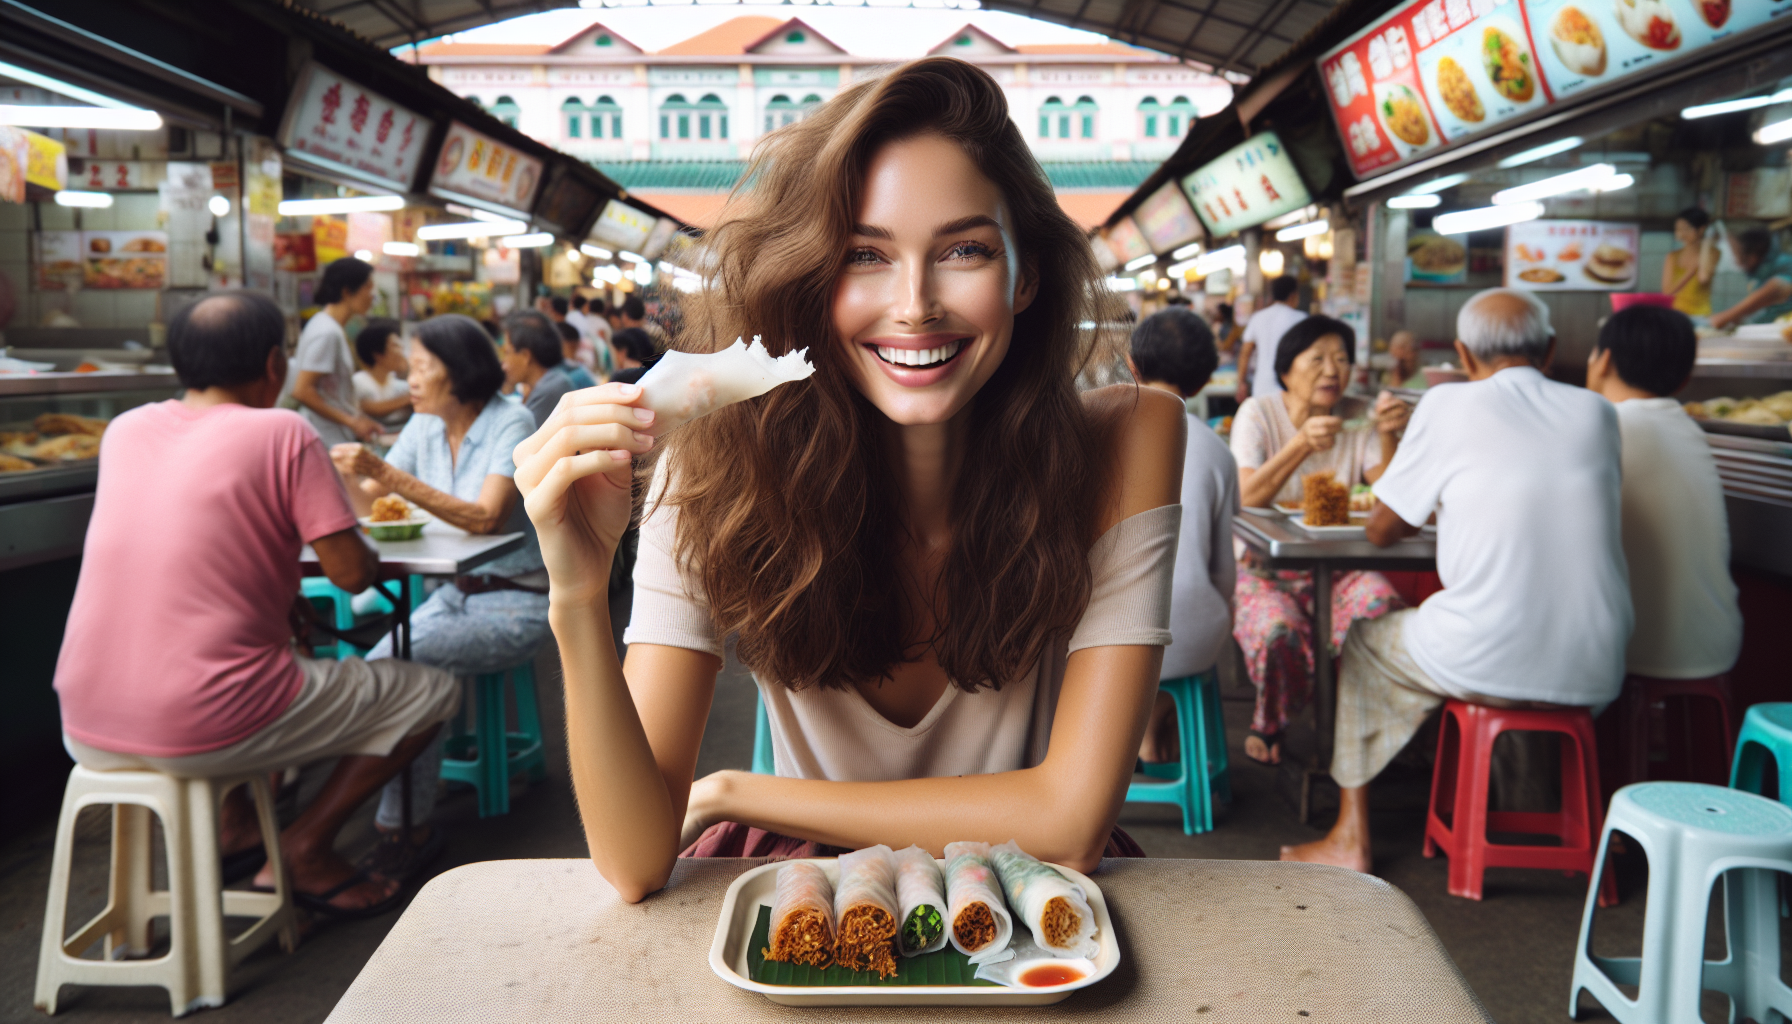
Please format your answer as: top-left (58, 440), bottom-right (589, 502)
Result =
top-left (863, 334), bottom-right (973, 386)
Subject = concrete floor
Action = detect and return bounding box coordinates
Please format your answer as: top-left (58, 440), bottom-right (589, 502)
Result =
top-left (1, 631), bottom-right (1780, 1024)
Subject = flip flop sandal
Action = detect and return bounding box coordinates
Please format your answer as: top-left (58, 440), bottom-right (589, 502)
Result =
top-left (357, 827), bottom-right (446, 890)
top-left (221, 844), bottom-right (266, 886)
top-left (1245, 730), bottom-right (1284, 764)
top-left (294, 868), bottom-right (405, 921)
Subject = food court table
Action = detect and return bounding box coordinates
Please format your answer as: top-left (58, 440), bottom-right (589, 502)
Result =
top-left (1232, 510), bottom-right (1437, 821)
top-left (324, 857), bottom-right (1491, 1023)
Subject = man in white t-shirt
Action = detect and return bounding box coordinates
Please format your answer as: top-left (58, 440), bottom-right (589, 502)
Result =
top-left (1587, 305), bottom-right (1741, 679)
top-left (1282, 288), bottom-right (1632, 874)
top-left (1235, 275), bottom-right (1307, 402)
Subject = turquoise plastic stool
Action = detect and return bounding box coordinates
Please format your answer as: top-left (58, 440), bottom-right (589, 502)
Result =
top-left (751, 690), bottom-right (774, 775)
top-left (300, 578), bottom-right (359, 659)
top-left (1125, 669), bottom-right (1230, 835)
top-left (1732, 703), bottom-right (1792, 800)
top-left (1569, 783), bottom-right (1792, 1024)
top-left (441, 663), bottom-right (547, 818)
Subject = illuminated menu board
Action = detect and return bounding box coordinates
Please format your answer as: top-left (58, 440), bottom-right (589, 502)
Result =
top-left (1179, 132), bottom-right (1313, 238)
top-left (1319, 0), bottom-right (1785, 180)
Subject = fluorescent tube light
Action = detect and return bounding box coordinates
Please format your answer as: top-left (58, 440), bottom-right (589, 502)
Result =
top-left (618, 251), bottom-right (648, 264)
top-left (499, 232), bottom-right (555, 248)
top-left (1589, 173), bottom-right (1635, 192)
top-left (278, 195), bottom-right (406, 216)
top-left (1685, 89), bottom-right (1792, 120)
top-left (53, 190), bottom-right (113, 208)
top-left (1171, 242), bottom-right (1202, 260)
top-left (1104, 276), bottom-right (1139, 292)
top-left (207, 195), bottom-right (230, 217)
top-left (1492, 164), bottom-right (1616, 205)
top-left (580, 244), bottom-right (613, 260)
top-left (1194, 245), bottom-right (1246, 274)
top-left (0, 105), bottom-right (161, 130)
top-left (1433, 202), bottom-right (1545, 235)
top-left (415, 219), bottom-right (528, 240)
top-left (1757, 117), bottom-right (1792, 145)
top-left (1497, 137), bottom-right (1582, 168)
top-left (1387, 194), bottom-right (1441, 209)
top-left (1275, 219), bottom-right (1329, 242)
top-left (383, 241), bottom-right (420, 257)
top-left (1165, 258), bottom-right (1199, 278)
top-left (1408, 173), bottom-right (1470, 195)
top-left (1124, 253), bottom-right (1158, 271)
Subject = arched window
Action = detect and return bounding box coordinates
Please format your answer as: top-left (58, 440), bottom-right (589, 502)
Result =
top-left (954, 34), bottom-right (972, 46)
top-left (766, 93), bottom-right (795, 132)
top-left (1074, 96), bottom-right (1098, 139)
top-left (696, 94), bottom-right (728, 140)
top-left (800, 93), bottom-right (823, 112)
top-left (591, 95), bottom-right (622, 139)
top-left (594, 32), bottom-right (613, 47)
top-left (660, 93), bottom-right (691, 139)
top-left (1137, 97), bottom-right (1160, 139)
top-left (1039, 96), bottom-right (1063, 140)
top-left (1167, 96), bottom-right (1193, 138)
top-left (562, 96), bottom-right (585, 138)
top-left (491, 95), bottom-right (520, 129)
top-left (464, 95), bottom-right (483, 109)
top-left (785, 29), bottom-right (806, 43)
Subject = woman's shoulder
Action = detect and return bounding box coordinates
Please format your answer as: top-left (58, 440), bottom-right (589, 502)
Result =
top-left (1081, 384), bottom-right (1184, 530)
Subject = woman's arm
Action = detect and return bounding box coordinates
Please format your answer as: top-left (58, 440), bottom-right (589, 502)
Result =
top-left (331, 444), bottom-right (516, 534)
top-left (1239, 429), bottom-right (1329, 507)
top-left (1362, 392), bottom-right (1410, 485)
top-left (361, 392), bottom-right (412, 418)
top-left (1662, 249), bottom-right (1695, 297)
top-left (295, 370), bottom-right (377, 440)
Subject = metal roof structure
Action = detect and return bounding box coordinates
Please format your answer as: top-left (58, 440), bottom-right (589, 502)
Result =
top-left (280, 0), bottom-right (1339, 75)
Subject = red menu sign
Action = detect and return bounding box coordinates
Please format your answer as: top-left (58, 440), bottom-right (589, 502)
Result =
top-left (278, 63), bottom-right (431, 193)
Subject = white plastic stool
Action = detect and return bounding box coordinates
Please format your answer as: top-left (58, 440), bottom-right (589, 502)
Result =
top-left (1570, 782), bottom-right (1792, 1024)
top-left (35, 766), bottom-right (296, 1016)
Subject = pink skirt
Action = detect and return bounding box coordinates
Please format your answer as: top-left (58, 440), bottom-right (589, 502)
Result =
top-left (681, 822), bottom-right (1146, 860)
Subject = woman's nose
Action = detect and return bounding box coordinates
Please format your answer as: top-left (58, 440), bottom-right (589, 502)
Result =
top-left (892, 260), bottom-right (941, 328)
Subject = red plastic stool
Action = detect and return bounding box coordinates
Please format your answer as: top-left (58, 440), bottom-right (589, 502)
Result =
top-left (1598, 674), bottom-right (1735, 804)
top-left (1423, 700), bottom-right (1616, 904)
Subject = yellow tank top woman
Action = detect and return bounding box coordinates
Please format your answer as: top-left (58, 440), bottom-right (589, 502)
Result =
top-left (1663, 209), bottom-right (1716, 317)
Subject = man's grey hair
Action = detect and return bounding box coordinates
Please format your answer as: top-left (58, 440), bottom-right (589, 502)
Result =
top-left (1457, 288), bottom-right (1553, 362)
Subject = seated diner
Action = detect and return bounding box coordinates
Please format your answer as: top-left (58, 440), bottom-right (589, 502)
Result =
top-left (500, 310), bottom-right (582, 428)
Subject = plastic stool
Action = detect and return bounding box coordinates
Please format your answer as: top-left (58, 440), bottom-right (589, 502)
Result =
top-left (36, 766), bottom-right (294, 1016)
top-left (1601, 674), bottom-right (1736, 801)
top-left (300, 577), bottom-right (359, 660)
top-left (1424, 700), bottom-right (1613, 903)
top-left (1125, 670), bottom-right (1231, 835)
top-left (1733, 703), bottom-right (1792, 800)
top-left (752, 690), bottom-right (774, 776)
top-left (441, 662), bottom-right (547, 818)
top-left (1570, 783), bottom-right (1792, 1023)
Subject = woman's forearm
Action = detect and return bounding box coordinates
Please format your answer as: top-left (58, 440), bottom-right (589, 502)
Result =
top-left (1240, 436), bottom-right (1312, 508)
top-left (370, 462), bottom-right (502, 533)
top-left (362, 394), bottom-right (411, 417)
top-left (294, 376), bottom-right (356, 427)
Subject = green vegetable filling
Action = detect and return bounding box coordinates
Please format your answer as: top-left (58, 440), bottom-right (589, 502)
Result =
top-left (901, 905), bottom-right (943, 952)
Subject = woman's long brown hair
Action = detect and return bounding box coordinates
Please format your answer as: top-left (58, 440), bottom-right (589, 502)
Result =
top-left (657, 57), bottom-right (1122, 693)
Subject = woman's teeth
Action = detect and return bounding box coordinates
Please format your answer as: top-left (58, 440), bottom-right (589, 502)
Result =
top-left (874, 340), bottom-right (966, 368)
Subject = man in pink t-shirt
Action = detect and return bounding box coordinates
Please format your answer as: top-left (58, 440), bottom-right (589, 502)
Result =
top-left (54, 292), bottom-right (459, 919)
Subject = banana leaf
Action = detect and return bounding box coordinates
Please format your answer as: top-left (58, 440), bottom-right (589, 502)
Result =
top-left (745, 905), bottom-right (1000, 987)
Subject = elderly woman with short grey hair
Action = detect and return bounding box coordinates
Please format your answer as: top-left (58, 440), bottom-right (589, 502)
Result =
top-left (1282, 288), bottom-right (1632, 875)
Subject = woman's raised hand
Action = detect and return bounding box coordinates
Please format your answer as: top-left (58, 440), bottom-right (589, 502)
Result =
top-left (1372, 390), bottom-right (1411, 437)
top-left (1299, 414), bottom-right (1343, 452)
top-left (512, 383), bottom-right (658, 607)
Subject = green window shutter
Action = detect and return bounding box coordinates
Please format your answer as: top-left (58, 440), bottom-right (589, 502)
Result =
top-left (1082, 115), bottom-right (1094, 138)
top-left (1145, 115), bottom-right (1157, 137)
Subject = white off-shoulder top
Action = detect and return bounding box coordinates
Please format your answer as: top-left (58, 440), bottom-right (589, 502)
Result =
top-left (623, 497), bottom-right (1181, 781)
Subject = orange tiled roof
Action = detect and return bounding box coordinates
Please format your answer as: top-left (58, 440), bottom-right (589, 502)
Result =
top-left (416, 42), bottom-right (552, 56)
top-left (1015, 42), bottom-right (1158, 56)
top-left (656, 16), bottom-right (786, 56)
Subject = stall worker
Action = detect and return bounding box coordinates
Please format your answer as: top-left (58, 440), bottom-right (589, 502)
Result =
top-left (292, 257), bottom-right (381, 445)
top-left (1127, 307), bottom-right (1239, 764)
top-left (1230, 315), bottom-right (1410, 765)
top-left (1586, 305), bottom-right (1741, 682)
top-left (331, 315), bottom-right (550, 678)
top-left (1282, 288), bottom-right (1632, 873)
top-left (501, 310), bottom-right (583, 429)
top-left (607, 327), bottom-right (657, 386)
top-left (353, 318), bottom-right (413, 434)
top-left (1709, 227), bottom-right (1792, 329)
top-left (511, 58), bottom-right (1184, 900)
top-left (1384, 330), bottom-right (1426, 389)
top-left (55, 292), bottom-right (459, 918)
top-left (1235, 276), bottom-right (1305, 402)
top-left (1662, 208), bottom-right (1718, 317)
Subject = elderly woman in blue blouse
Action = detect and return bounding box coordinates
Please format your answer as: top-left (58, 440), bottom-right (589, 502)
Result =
top-left (330, 314), bottom-right (549, 674)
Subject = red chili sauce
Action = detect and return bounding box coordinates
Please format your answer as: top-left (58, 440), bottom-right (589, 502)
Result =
top-left (1020, 964), bottom-right (1084, 987)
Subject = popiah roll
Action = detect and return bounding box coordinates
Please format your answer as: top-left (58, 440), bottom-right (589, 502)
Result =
top-left (942, 841), bottom-right (1015, 965)
top-left (891, 845), bottom-right (949, 957)
top-left (831, 845), bottom-right (901, 978)
top-left (765, 860), bottom-right (836, 968)
top-left (636, 335), bottom-right (814, 437)
top-left (988, 840), bottom-right (1099, 959)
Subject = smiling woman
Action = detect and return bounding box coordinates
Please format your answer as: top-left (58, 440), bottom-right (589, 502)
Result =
top-left (511, 57), bottom-right (1187, 903)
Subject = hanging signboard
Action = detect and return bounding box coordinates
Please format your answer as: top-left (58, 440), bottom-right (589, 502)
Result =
top-left (25, 131), bottom-right (66, 193)
top-left (1179, 132), bottom-right (1313, 238)
top-left (427, 121), bottom-right (543, 218)
top-left (1102, 217), bottom-right (1153, 267)
top-left (278, 62), bottom-right (431, 194)
top-left (1504, 218), bottom-right (1639, 289)
top-left (588, 198), bottom-right (656, 253)
top-left (1319, 0), bottom-right (1788, 181)
top-left (1133, 180), bottom-right (1203, 253)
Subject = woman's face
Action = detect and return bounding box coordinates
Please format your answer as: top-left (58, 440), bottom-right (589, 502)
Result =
top-left (1674, 218), bottom-right (1703, 246)
top-left (1283, 335), bottom-right (1350, 410)
top-left (407, 339), bottom-right (456, 416)
top-left (831, 133), bottom-right (1037, 427)
top-left (380, 336), bottom-right (409, 376)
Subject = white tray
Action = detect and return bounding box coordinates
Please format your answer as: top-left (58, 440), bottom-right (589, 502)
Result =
top-left (708, 856), bottom-right (1120, 1006)
top-left (1275, 504), bottom-right (1371, 536)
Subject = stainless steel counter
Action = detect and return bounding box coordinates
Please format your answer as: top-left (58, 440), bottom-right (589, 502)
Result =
top-left (0, 370), bottom-right (177, 396)
top-left (1706, 433), bottom-right (1792, 577)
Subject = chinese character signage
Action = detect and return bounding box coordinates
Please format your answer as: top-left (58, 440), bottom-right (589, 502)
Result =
top-left (427, 121), bottom-right (543, 217)
top-left (1178, 132), bottom-right (1313, 238)
top-left (1319, 0), bottom-right (1783, 180)
top-left (589, 199), bottom-right (656, 253)
top-left (1504, 219), bottom-right (1638, 290)
top-left (1133, 180), bottom-right (1203, 253)
top-left (278, 63), bottom-right (431, 193)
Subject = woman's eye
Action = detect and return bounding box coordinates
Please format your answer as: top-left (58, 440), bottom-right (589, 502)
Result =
top-left (845, 248), bottom-right (884, 267)
top-left (944, 241), bottom-right (996, 262)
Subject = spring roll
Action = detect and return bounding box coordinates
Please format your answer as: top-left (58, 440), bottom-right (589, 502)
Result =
top-left (636, 335), bottom-right (814, 437)
top-left (988, 840), bottom-right (1099, 959)
top-left (891, 845), bottom-right (949, 957)
top-left (832, 845), bottom-right (901, 978)
top-left (942, 841), bottom-right (1016, 965)
top-left (764, 861), bottom-right (836, 969)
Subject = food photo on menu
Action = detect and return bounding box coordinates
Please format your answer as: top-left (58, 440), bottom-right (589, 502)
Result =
top-left (1504, 220), bottom-right (1639, 290)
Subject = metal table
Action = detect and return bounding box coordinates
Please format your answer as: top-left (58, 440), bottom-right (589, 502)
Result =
top-left (1232, 510), bottom-right (1437, 821)
top-left (324, 858), bottom-right (1491, 1023)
